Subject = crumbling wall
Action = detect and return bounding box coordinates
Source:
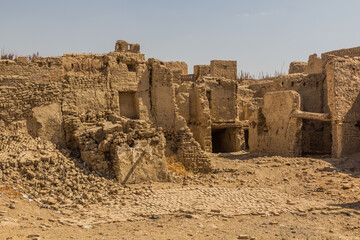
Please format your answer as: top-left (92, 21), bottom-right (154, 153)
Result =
top-left (176, 128), bottom-right (212, 173)
top-left (60, 54), bottom-right (110, 120)
top-left (322, 46), bottom-right (360, 72)
top-left (0, 58), bottom-right (63, 124)
top-left (70, 119), bottom-right (169, 183)
top-left (105, 52), bottom-right (150, 120)
top-left (0, 42), bottom-right (172, 183)
top-left (289, 62), bottom-right (307, 74)
top-left (326, 56), bottom-right (360, 157)
top-left (165, 61), bottom-right (188, 85)
top-left (165, 61), bottom-right (188, 75)
top-left (288, 54), bottom-right (322, 75)
top-left (248, 73), bottom-right (331, 154)
top-left (305, 54), bottom-right (322, 74)
top-left (323, 46), bottom-right (360, 59)
top-left (176, 82), bottom-right (193, 122)
top-left (204, 78), bottom-right (238, 123)
top-left (148, 59), bottom-right (181, 130)
top-left (149, 59), bottom-right (212, 172)
top-left (194, 65), bottom-right (210, 80)
top-left (0, 41), bottom-right (214, 180)
top-left (210, 60), bottom-right (237, 80)
top-left (249, 73), bottom-right (325, 112)
top-left (237, 86), bottom-right (255, 121)
top-left (176, 81), bottom-right (212, 152)
top-left (6, 40), bottom-right (360, 174)
top-left (249, 91), bottom-right (302, 156)
top-left (177, 76), bottom-right (247, 153)
top-left (115, 40), bottom-right (140, 53)
top-left (27, 103), bottom-right (65, 148)
top-left (189, 84), bottom-right (212, 152)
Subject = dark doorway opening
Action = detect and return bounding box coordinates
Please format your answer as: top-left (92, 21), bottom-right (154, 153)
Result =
top-left (212, 127), bottom-right (239, 153)
top-left (212, 128), bottom-right (226, 153)
top-left (301, 120), bottom-right (332, 155)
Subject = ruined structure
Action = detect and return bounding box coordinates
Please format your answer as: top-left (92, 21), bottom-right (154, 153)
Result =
top-left (0, 40), bottom-right (211, 185)
top-left (0, 41), bottom-right (359, 184)
top-left (248, 48), bottom-right (360, 158)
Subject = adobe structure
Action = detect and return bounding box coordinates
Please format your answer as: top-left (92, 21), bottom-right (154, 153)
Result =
top-left (0, 40), bottom-right (359, 183)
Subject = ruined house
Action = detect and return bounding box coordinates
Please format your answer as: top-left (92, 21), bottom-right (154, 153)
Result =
top-left (247, 48), bottom-right (360, 158)
top-left (0, 40), bottom-right (359, 183)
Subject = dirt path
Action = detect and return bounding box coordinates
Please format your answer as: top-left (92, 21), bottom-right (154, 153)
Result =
top-left (1, 152), bottom-right (360, 239)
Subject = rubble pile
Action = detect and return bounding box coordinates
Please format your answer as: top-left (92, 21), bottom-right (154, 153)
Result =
top-left (0, 131), bottom-right (125, 208)
top-left (63, 113), bottom-right (170, 183)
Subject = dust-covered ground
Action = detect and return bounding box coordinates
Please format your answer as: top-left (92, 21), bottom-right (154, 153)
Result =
top-left (1, 151), bottom-right (360, 240)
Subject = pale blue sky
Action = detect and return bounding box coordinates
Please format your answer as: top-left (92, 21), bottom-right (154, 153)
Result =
top-left (1, 0), bottom-right (360, 75)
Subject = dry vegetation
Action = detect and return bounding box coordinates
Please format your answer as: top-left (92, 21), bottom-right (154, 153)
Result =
top-left (0, 49), bottom-right (40, 61)
top-left (166, 155), bottom-right (187, 175)
top-left (238, 70), bottom-right (285, 80)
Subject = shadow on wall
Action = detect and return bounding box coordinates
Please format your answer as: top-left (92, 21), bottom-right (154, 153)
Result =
top-left (343, 92), bottom-right (360, 155)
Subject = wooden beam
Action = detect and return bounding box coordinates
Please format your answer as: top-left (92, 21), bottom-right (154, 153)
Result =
top-left (292, 110), bottom-right (331, 122)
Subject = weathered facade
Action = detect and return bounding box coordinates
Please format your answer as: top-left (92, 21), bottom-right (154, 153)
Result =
top-left (247, 47), bottom-right (360, 158)
top-left (173, 46), bottom-right (360, 158)
top-left (0, 41), bottom-right (359, 183)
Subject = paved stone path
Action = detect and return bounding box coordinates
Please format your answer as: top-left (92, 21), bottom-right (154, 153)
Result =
top-left (61, 187), bottom-right (332, 226)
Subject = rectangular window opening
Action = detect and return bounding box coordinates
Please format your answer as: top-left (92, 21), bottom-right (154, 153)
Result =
top-left (118, 92), bottom-right (139, 119)
top-left (127, 63), bottom-right (136, 72)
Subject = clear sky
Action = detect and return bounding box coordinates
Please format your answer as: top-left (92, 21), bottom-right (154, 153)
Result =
top-left (1, 0), bottom-right (360, 75)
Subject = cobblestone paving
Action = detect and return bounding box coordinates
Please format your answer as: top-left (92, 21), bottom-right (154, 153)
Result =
top-left (65, 187), bottom-right (332, 226)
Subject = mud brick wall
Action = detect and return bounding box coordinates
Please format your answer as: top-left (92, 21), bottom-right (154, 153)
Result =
top-left (210, 60), bottom-right (237, 80)
top-left (0, 59), bottom-right (63, 124)
top-left (148, 59), bottom-right (212, 171)
top-left (248, 73), bottom-right (330, 154)
top-left (165, 61), bottom-right (188, 75)
top-left (337, 123), bottom-right (360, 156)
top-left (323, 46), bottom-right (360, 59)
top-left (205, 78), bottom-right (238, 123)
top-left (306, 54), bottom-right (322, 74)
top-left (176, 128), bottom-right (212, 173)
top-left (148, 59), bottom-right (178, 130)
top-left (249, 73), bottom-right (325, 113)
top-left (322, 46), bottom-right (360, 72)
top-left (189, 84), bottom-right (212, 152)
top-left (249, 91), bottom-right (302, 156)
top-left (237, 86), bottom-right (255, 121)
top-left (194, 65), bottom-right (210, 80)
top-left (0, 51), bottom-right (149, 123)
top-left (326, 56), bottom-right (360, 157)
top-left (289, 62), bottom-right (307, 74)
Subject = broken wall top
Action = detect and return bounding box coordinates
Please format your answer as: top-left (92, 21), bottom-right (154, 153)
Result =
top-left (323, 46), bottom-right (360, 58)
top-left (210, 60), bottom-right (237, 80)
top-left (248, 73), bottom-right (325, 113)
top-left (194, 65), bottom-right (210, 80)
top-left (288, 54), bottom-right (322, 74)
top-left (326, 56), bottom-right (360, 122)
top-left (322, 46), bottom-right (360, 70)
top-left (164, 61), bottom-right (188, 75)
top-left (115, 40), bottom-right (140, 53)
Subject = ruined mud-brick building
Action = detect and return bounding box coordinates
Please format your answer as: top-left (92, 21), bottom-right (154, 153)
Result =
top-left (247, 48), bottom-right (360, 158)
top-left (0, 41), bottom-right (359, 183)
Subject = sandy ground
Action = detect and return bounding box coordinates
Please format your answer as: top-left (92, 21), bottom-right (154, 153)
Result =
top-left (1, 152), bottom-right (360, 240)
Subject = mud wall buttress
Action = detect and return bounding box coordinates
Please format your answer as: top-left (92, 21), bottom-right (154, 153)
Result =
top-left (326, 57), bottom-right (360, 157)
